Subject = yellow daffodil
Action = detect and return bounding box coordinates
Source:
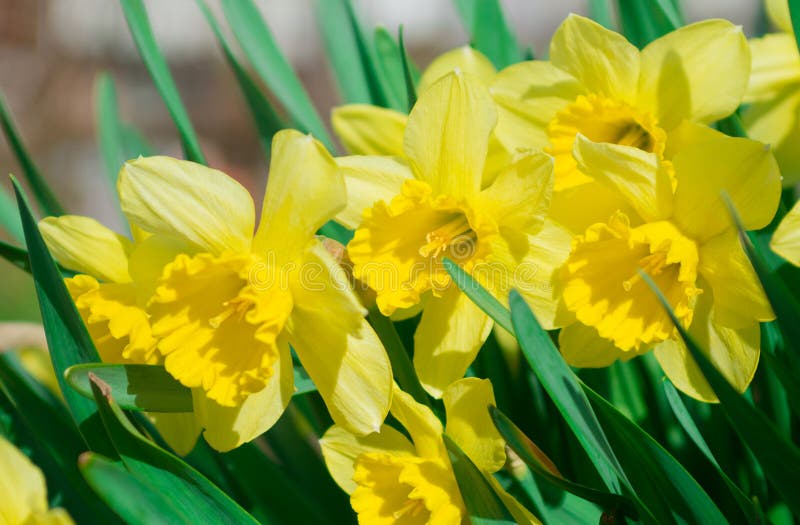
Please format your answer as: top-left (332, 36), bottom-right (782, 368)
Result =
top-left (338, 70), bottom-right (570, 396)
top-left (40, 213), bottom-right (202, 455)
top-left (0, 435), bottom-right (73, 524)
top-left (742, 0), bottom-right (800, 183)
top-left (320, 378), bottom-right (538, 525)
top-left (557, 122), bottom-right (780, 401)
top-left (771, 199), bottom-right (800, 265)
top-left (488, 14), bottom-right (749, 233)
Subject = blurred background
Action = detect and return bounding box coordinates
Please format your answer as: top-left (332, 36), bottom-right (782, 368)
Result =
top-left (0, 0), bottom-right (771, 320)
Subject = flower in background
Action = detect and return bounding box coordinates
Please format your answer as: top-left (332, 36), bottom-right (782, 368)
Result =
top-left (0, 435), bottom-right (73, 524)
top-left (557, 122), bottom-right (780, 401)
top-left (320, 378), bottom-right (538, 524)
top-left (340, 71), bottom-right (571, 397)
top-left (489, 14), bottom-right (750, 233)
top-left (771, 199), bottom-right (800, 265)
top-left (742, 0), bottom-right (800, 183)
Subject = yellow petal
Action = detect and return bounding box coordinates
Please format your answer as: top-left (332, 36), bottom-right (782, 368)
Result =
top-left (39, 215), bottom-right (132, 283)
top-left (671, 125), bottom-right (781, 242)
top-left (549, 14), bottom-right (640, 104)
top-left (478, 151), bottom-right (553, 235)
top-left (254, 130), bottom-right (345, 262)
top-left (403, 71), bottom-right (497, 198)
top-left (698, 230), bottom-right (774, 328)
top-left (127, 233), bottom-right (194, 298)
top-left (767, 0), bottom-right (793, 33)
top-left (638, 20), bottom-right (749, 129)
top-left (286, 243), bottom-right (391, 435)
top-left (148, 412), bottom-right (202, 456)
top-left (654, 285), bottom-right (760, 402)
top-left (194, 335), bottom-right (294, 452)
top-left (572, 134), bottom-right (673, 222)
top-left (745, 34), bottom-right (800, 103)
top-left (418, 46), bottom-right (497, 92)
top-left (390, 387), bottom-right (445, 460)
top-left (320, 424), bottom-right (416, 494)
top-left (772, 200), bottom-right (800, 265)
top-left (413, 287), bottom-right (493, 398)
top-left (442, 378), bottom-right (506, 473)
top-left (558, 322), bottom-right (634, 368)
top-left (742, 88), bottom-right (800, 159)
top-left (548, 180), bottom-right (635, 236)
top-left (331, 104), bottom-right (407, 156)
top-left (490, 60), bottom-right (583, 153)
top-left (335, 155), bottom-right (413, 230)
top-left (119, 156), bottom-right (254, 255)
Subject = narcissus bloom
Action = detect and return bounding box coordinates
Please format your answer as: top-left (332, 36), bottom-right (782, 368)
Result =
top-left (320, 378), bottom-right (538, 525)
top-left (771, 200), bottom-right (800, 265)
top-left (340, 71), bottom-right (570, 396)
top-left (0, 435), bottom-right (73, 524)
top-left (557, 123), bottom-right (780, 401)
top-left (489, 14), bottom-right (750, 233)
top-left (742, 0), bottom-right (800, 183)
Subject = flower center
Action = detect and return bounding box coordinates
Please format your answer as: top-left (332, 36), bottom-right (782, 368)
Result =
top-left (148, 251), bottom-right (293, 407)
top-left (561, 212), bottom-right (701, 352)
top-left (349, 179), bottom-right (497, 316)
top-left (547, 94), bottom-right (666, 191)
top-left (350, 452), bottom-right (464, 525)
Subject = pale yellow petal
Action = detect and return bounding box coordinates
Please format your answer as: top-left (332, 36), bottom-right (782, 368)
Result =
top-left (490, 60), bottom-right (583, 153)
top-left (639, 20), bottom-right (749, 129)
top-left (0, 436), bottom-right (49, 523)
top-left (572, 134), bottom-right (672, 222)
top-left (389, 387), bottom-right (445, 460)
top-left (413, 286), bottom-right (493, 398)
top-left (671, 123), bottom-right (781, 242)
top-left (654, 287), bottom-right (760, 402)
top-left (403, 71), bottom-right (497, 198)
top-left (286, 243), bottom-right (391, 435)
top-left (442, 378), bottom-right (506, 473)
top-left (334, 155), bottom-right (413, 230)
top-left (548, 180), bottom-right (635, 236)
top-left (331, 104), bottom-right (407, 156)
top-left (698, 230), bottom-right (774, 328)
top-left (771, 200), bottom-right (800, 266)
top-left (549, 14), bottom-right (640, 104)
top-left (320, 424), bottom-right (415, 494)
top-left (767, 0), bottom-right (793, 33)
top-left (418, 46), bottom-right (497, 92)
top-left (119, 156), bottom-right (253, 255)
top-left (149, 412), bottom-right (202, 456)
top-left (745, 33), bottom-right (800, 103)
top-left (743, 88), bottom-right (800, 155)
top-left (558, 322), bottom-right (634, 368)
top-left (127, 233), bottom-right (194, 298)
top-left (194, 335), bottom-right (294, 452)
top-left (39, 215), bottom-right (132, 283)
top-left (254, 130), bottom-right (345, 262)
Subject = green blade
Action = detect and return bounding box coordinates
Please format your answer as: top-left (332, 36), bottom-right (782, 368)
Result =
top-left (374, 27), bottom-right (408, 111)
top-left (453, 0), bottom-right (522, 68)
top-left (0, 185), bottom-right (23, 242)
top-left (222, 0), bottom-right (334, 151)
top-left (0, 94), bottom-right (64, 216)
top-left (119, 0), bottom-right (206, 164)
top-left (89, 375), bottom-right (259, 524)
top-left (790, 0), bottom-right (800, 53)
top-left (398, 26), bottom-right (418, 111)
top-left (443, 258), bottom-right (512, 333)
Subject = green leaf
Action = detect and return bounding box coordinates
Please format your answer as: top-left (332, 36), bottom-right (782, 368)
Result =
top-left (374, 27), bottom-right (408, 112)
top-left (453, 0), bottom-right (522, 68)
top-left (589, 0), bottom-right (615, 29)
top-left (89, 375), bottom-right (259, 524)
top-left (196, 0), bottom-right (286, 156)
top-left (641, 270), bottom-right (800, 517)
top-left (0, 239), bottom-right (32, 273)
top-left (398, 26), bottom-right (418, 111)
top-left (65, 363), bottom-right (192, 413)
top-left (443, 434), bottom-right (516, 524)
top-left (443, 258), bottom-right (512, 333)
top-left (79, 452), bottom-right (189, 524)
top-left (12, 178), bottom-right (114, 453)
top-left (508, 289), bottom-right (627, 496)
top-left (222, 0), bottom-right (334, 151)
top-left (489, 405), bottom-right (638, 519)
top-left (662, 379), bottom-right (757, 523)
top-left (788, 0), bottom-right (800, 53)
top-left (0, 94), bottom-right (64, 216)
top-left (95, 72), bottom-right (153, 189)
top-left (585, 384), bottom-right (729, 525)
top-left (119, 0), bottom-right (206, 164)
top-left (292, 365), bottom-right (317, 397)
top-left (616, 0), bottom-right (682, 48)
top-left (0, 185), bottom-right (23, 242)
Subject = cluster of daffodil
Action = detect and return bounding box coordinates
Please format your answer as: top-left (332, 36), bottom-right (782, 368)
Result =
top-left (5, 6), bottom-right (800, 524)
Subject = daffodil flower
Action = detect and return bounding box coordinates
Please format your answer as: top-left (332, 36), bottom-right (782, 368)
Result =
top-left (742, 0), bottom-right (800, 183)
top-left (320, 378), bottom-right (538, 524)
top-left (489, 14), bottom-right (749, 233)
top-left (40, 213), bottom-right (202, 455)
top-left (557, 122), bottom-right (780, 401)
top-left (771, 199), bottom-right (800, 265)
top-left (0, 435), bottom-right (73, 524)
top-left (339, 71), bottom-right (569, 396)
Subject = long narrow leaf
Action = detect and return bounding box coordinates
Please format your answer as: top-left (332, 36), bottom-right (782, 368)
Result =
top-left (453, 0), bottom-right (522, 68)
top-left (444, 258), bottom-right (512, 333)
top-left (0, 185), bottom-right (23, 242)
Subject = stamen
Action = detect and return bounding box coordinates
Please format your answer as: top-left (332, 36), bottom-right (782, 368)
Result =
top-left (393, 498), bottom-right (426, 520)
top-left (418, 214), bottom-right (474, 259)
